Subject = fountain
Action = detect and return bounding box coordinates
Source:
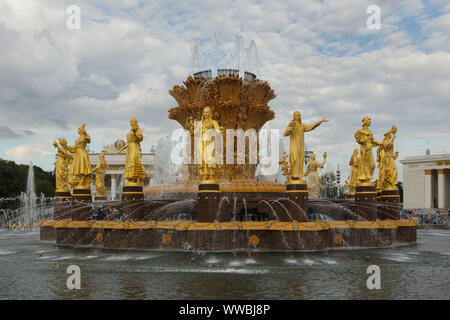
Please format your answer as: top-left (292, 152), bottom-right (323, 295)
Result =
top-left (0, 162), bottom-right (53, 230)
top-left (39, 71), bottom-right (419, 250)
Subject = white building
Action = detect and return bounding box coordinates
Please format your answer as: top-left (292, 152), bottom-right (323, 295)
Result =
top-left (89, 140), bottom-right (155, 200)
top-left (400, 150), bottom-right (450, 209)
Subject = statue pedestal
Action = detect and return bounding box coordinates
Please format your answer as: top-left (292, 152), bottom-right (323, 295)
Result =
top-left (355, 185), bottom-right (377, 221)
top-left (95, 195), bottom-right (107, 201)
top-left (54, 191), bottom-right (72, 220)
top-left (72, 188), bottom-right (92, 221)
top-left (197, 183), bottom-right (220, 222)
top-left (285, 182), bottom-right (309, 221)
top-left (122, 185), bottom-right (144, 221)
top-left (378, 189), bottom-right (400, 220)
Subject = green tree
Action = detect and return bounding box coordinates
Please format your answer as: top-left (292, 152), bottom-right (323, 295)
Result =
top-left (0, 159), bottom-right (55, 198)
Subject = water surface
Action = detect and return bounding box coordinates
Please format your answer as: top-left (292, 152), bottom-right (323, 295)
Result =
top-left (0, 229), bottom-right (448, 299)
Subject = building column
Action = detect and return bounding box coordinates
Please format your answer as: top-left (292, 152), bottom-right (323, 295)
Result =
top-left (425, 170), bottom-right (432, 208)
top-left (438, 170), bottom-right (446, 208)
top-left (111, 174), bottom-right (116, 201)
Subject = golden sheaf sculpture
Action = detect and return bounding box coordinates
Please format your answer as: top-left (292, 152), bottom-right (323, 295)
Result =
top-left (381, 125), bottom-right (399, 191)
top-left (279, 151), bottom-right (291, 183)
top-left (354, 116), bottom-right (382, 186)
top-left (120, 118), bottom-right (146, 186)
top-left (283, 111), bottom-right (328, 183)
top-left (68, 124), bottom-right (92, 189)
top-left (168, 75), bottom-right (276, 182)
top-left (93, 154), bottom-right (108, 197)
top-left (306, 152), bottom-right (327, 197)
top-left (53, 137), bottom-right (73, 192)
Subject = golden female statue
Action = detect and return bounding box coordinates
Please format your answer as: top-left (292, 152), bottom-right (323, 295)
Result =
top-left (382, 125), bottom-right (399, 190)
top-left (195, 107), bottom-right (221, 182)
top-left (306, 152), bottom-right (327, 197)
top-left (68, 124), bottom-right (92, 189)
top-left (354, 116), bottom-right (382, 186)
top-left (283, 111), bottom-right (328, 182)
top-left (119, 118), bottom-right (146, 186)
top-left (93, 154), bottom-right (108, 197)
top-left (376, 141), bottom-right (385, 193)
top-left (53, 138), bottom-right (72, 192)
top-left (348, 148), bottom-right (359, 194)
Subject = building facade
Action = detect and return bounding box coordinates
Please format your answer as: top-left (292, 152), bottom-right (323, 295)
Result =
top-left (400, 150), bottom-right (450, 209)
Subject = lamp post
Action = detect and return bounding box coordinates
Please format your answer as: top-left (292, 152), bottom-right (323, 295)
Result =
top-left (336, 165), bottom-right (341, 198)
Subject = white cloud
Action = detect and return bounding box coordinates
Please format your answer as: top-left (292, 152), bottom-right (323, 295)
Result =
top-left (0, 0), bottom-right (448, 181)
top-left (5, 145), bottom-right (53, 161)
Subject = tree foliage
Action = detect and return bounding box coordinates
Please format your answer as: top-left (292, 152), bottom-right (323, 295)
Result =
top-left (0, 159), bottom-right (55, 198)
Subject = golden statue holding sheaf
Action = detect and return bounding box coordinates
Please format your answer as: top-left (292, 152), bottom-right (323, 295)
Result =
top-left (53, 137), bottom-right (73, 192)
top-left (354, 116), bottom-right (382, 186)
top-left (306, 152), bottom-right (327, 197)
top-left (120, 118), bottom-right (146, 186)
top-left (93, 154), bottom-right (108, 197)
top-left (196, 107), bottom-right (221, 183)
top-left (347, 148), bottom-right (359, 194)
top-left (68, 124), bottom-right (92, 189)
top-left (376, 141), bottom-right (385, 193)
top-left (381, 125), bottom-right (399, 191)
top-left (283, 111), bottom-right (328, 183)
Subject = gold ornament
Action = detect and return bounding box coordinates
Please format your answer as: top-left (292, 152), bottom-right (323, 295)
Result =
top-left (162, 233), bottom-right (172, 245)
top-left (248, 235), bottom-right (260, 247)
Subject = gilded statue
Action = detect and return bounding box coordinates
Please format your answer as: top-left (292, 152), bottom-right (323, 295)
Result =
top-left (68, 124), bottom-right (92, 189)
top-left (119, 118), bottom-right (146, 186)
top-left (195, 107), bottom-right (221, 182)
top-left (93, 154), bottom-right (108, 197)
top-left (306, 152), bottom-right (327, 197)
top-left (381, 125), bottom-right (399, 190)
top-left (283, 111), bottom-right (328, 182)
top-left (345, 177), bottom-right (352, 195)
top-left (53, 138), bottom-right (73, 192)
top-left (279, 151), bottom-right (291, 182)
top-left (348, 148), bottom-right (359, 194)
top-left (376, 141), bottom-right (385, 193)
top-left (354, 116), bottom-right (382, 186)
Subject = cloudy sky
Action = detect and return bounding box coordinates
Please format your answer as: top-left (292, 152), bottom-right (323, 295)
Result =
top-left (0, 0), bottom-right (449, 181)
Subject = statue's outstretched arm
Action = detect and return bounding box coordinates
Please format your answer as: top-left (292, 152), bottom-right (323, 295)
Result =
top-left (305, 118), bottom-right (329, 132)
top-left (66, 144), bottom-right (76, 153)
top-left (119, 144), bottom-right (128, 152)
